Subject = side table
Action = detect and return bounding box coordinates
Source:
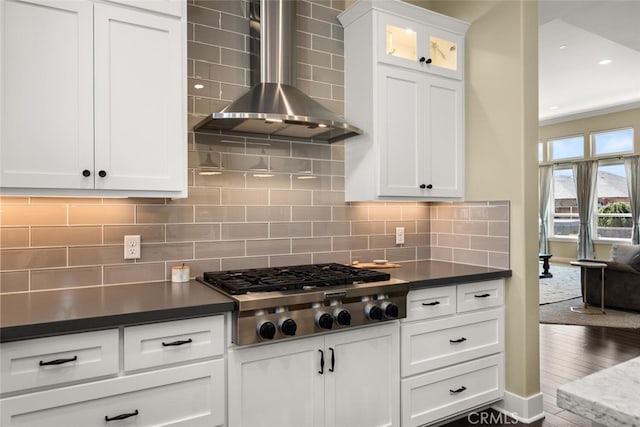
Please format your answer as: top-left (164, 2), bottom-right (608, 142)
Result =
top-left (539, 253), bottom-right (553, 278)
top-left (569, 260), bottom-right (607, 314)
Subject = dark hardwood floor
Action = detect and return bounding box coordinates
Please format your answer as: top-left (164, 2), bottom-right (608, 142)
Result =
top-left (443, 324), bottom-right (640, 426)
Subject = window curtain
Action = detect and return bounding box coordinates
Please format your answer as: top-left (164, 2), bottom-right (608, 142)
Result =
top-left (625, 156), bottom-right (640, 244)
top-left (573, 161), bottom-right (598, 259)
top-left (538, 165), bottom-right (553, 254)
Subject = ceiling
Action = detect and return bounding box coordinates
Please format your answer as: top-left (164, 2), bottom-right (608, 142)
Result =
top-left (538, 0), bottom-right (640, 124)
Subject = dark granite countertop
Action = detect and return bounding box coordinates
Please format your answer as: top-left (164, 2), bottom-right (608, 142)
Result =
top-left (0, 261), bottom-right (510, 343)
top-left (0, 280), bottom-right (234, 343)
top-left (385, 260), bottom-right (511, 289)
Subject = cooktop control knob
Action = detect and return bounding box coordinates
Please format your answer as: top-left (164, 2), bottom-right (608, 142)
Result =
top-left (279, 318), bottom-right (297, 336)
top-left (316, 312), bottom-right (334, 330)
top-left (365, 304), bottom-right (383, 321)
top-left (335, 309), bottom-right (352, 326)
top-left (381, 301), bottom-right (399, 318)
top-left (257, 321), bottom-right (277, 339)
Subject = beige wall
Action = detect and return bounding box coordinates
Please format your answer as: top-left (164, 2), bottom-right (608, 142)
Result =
top-left (540, 107), bottom-right (640, 263)
top-left (413, 0), bottom-right (541, 401)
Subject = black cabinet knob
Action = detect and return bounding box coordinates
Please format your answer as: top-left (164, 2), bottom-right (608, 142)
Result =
top-left (258, 321), bottom-right (276, 339)
top-left (82, 169), bottom-right (91, 177)
top-left (426, 58), bottom-right (432, 64)
top-left (419, 57), bottom-right (426, 63)
top-left (98, 170), bottom-right (107, 178)
top-left (335, 310), bottom-right (352, 326)
top-left (427, 184), bottom-right (433, 189)
top-left (419, 184), bottom-right (426, 189)
top-left (279, 318), bottom-right (297, 336)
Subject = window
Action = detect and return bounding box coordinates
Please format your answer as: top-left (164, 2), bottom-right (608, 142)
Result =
top-left (592, 128), bottom-right (634, 156)
top-left (552, 168), bottom-right (579, 237)
top-left (549, 135), bottom-right (584, 161)
top-left (538, 141), bottom-right (543, 163)
top-left (595, 163), bottom-right (632, 239)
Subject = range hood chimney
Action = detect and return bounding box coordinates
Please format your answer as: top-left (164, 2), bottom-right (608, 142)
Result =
top-left (193, 0), bottom-right (362, 143)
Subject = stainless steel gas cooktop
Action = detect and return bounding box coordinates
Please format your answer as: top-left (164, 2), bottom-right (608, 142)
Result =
top-left (198, 263), bottom-right (408, 346)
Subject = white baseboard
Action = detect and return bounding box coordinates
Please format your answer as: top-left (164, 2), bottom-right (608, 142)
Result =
top-left (492, 391), bottom-right (545, 424)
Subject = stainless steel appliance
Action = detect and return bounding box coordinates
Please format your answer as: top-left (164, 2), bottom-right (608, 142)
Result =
top-left (193, 0), bottom-right (362, 143)
top-left (199, 263), bottom-right (408, 345)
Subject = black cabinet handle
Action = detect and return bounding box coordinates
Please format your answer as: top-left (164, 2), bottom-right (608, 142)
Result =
top-left (82, 169), bottom-right (91, 177)
top-left (318, 349), bottom-right (324, 374)
top-left (474, 293), bottom-right (491, 298)
top-left (162, 338), bottom-right (193, 347)
top-left (105, 409), bottom-right (139, 422)
top-left (449, 386), bottom-right (467, 394)
top-left (98, 170), bottom-right (107, 178)
top-left (39, 355), bottom-right (77, 366)
top-left (449, 337), bottom-right (467, 344)
top-left (329, 347), bottom-right (335, 372)
top-left (422, 301), bottom-right (440, 306)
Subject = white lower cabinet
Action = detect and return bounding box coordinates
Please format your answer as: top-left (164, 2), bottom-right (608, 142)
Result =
top-left (228, 323), bottom-right (400, 427)
top-left (0, 360), bottom-right (224, 427)
top-left (0, 315), bottom-right (226, 426)
top-left (400, 280), bottom-right (505, 426)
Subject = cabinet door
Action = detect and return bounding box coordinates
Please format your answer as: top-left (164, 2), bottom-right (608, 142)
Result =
top-left (377, 65), bottom-right (425, 197)
top-left (0, 0), bottom-right (94, 189)
top-left (94, 3), bottom-right (185, 192)
top-left (424, 76), bottom-right (464, 198)
top-left (228, 337), bottom-right (325, 427)
top-left (376, 12), bottom-right (464, 80)
top-left (324, 323), bottom-right (400, 427)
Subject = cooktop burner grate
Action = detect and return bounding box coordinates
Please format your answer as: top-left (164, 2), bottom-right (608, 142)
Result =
top-left (201, 263), bottom-right (390, 295)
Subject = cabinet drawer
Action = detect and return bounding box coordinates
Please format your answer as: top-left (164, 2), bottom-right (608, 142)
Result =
top-left (404, 286), bottom-right (457, 322)
top-left (457, 280), bottom-right (504, 313)
top-left (0, 329), bottom-right (119, 394)
top-left (1, 359), bottom-right (224, 427)
top-left (124, 315), bottom-right (224, 371)
top-left (401, 354), bottom-right (504, 427)
top-left (401, 308), bottom-right (504, 376)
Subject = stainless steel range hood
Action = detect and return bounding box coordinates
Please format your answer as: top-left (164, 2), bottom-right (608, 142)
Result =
top-left (193, 0), bottom-right (362, 144)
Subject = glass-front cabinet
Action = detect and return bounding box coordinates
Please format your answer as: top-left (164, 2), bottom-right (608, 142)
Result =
top-left (377, 12), bottom-right (464, 80)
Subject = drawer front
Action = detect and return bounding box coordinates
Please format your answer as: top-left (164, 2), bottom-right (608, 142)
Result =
top-left (0, 329), bottom-right (119, 394)
top-left (124, 315), bottom-right (224, 371)
top-left (401, 308), bottom-right (504, 376)
top-left (401, 354), bottom-right (504, 427)
top-left (404, 286), bottom-right (457, 323)
top-left (457, 280), bottom-right (504, 313)
top-left (1, 359), bottom-right (224, 427)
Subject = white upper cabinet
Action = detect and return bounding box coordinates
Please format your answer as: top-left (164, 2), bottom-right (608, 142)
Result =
top-left (339, 0), bottom-right (468, 201)
top-left (377, 10), bottom-right (465, 80)
top-left (0, 0), bottom-right (187, 198)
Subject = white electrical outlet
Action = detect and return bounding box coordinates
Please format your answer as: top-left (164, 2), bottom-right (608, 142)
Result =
top-left (395, 227), bottom-right (405, 245)
top-left (124, 235), bottom-right (141, 259)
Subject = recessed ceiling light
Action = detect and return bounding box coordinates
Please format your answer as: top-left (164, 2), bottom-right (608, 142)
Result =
top-left (598, 59), bottom-right (613, 65)
top-left (559, 45), bottom-right (567, 50)
top-left (549, 106), bottom-right (559, 110)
